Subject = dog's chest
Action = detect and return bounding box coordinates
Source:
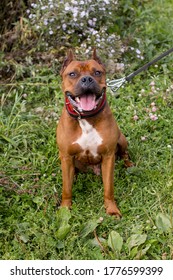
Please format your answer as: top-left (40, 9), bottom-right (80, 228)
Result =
top-left (73, 119), bottom-right (103, 158)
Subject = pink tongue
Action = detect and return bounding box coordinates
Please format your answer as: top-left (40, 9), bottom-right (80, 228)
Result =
top-left (80, 94), bottom-right (96, 111)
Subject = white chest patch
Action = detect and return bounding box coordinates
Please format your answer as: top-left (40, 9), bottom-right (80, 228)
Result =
top-left (73, 119), bottom-right (103, 157)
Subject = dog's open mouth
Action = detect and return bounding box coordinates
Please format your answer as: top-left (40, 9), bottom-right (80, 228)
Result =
top-left (66, 91), bottom-right (105, 112)
top-left (75, 94), bottom-right (98, 111)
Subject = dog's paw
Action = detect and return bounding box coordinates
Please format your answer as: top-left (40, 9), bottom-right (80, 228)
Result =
top-left (124, 160), bottom-right (134, 168)
top-left (60, 200), bottom-right (72, 209)
top-left (105, 201), bottom-right (122, 218)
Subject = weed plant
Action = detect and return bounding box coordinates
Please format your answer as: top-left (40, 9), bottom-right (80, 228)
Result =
top-left (26, 0), bottom-right (121, 60)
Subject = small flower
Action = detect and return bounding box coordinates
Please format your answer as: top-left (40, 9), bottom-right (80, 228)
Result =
top-left (150, 81), bottom-right (155, 86)
top-left (115, 63), bottom-right (124, 72)
top-left (88, 19), bottom-right (95, 27)
top-left (149, 113), bottom-right (158, 121)
top-left (35, 107), bottom-right (44, 114)
top-left (136, 49), bottom-right (141, 54)
top-left (41, 6), bottom-right (47, 10)
top-left (141, 136), bottom-right (147, 141)
top-left (133, 115), bottom-right (139, 121)
top-left (80, 11), bottom-right (86, 17)
top-left (62, 23), bottom-right (67, 30)
top-left (44, 19), bottom-right (48, 25)
top-left (65, 5), bottom-right (71, 11)
top-left (152, 106), bottom-right (157, 112)
top-left (151, 86), bottom-right (156, 93)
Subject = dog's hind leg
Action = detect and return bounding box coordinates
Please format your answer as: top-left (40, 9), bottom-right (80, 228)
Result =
top-left (117, 132), bottom-right (133, 168)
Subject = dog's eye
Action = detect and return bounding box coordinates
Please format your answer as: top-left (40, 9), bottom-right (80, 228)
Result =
top-left (95, 70), bottom-right (101, 76)
top-left (69, 72), bottom-right (76, 77)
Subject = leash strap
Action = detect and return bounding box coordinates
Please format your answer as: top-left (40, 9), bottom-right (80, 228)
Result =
top-left (126, 47), bottom-right (173, 82)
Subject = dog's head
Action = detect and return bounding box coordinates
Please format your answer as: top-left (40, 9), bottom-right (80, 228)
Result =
top-left (60, 49), bottom-right (106, 112)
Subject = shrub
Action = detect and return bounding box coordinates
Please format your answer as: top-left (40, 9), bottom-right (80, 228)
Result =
top-left (26, 0), bottom-right (122, 60)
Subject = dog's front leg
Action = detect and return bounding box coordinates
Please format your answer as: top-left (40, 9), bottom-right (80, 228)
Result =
top-left (60, 155), bottom-right (75, 208)
top-left (101, 154), bottom-right (122, 217)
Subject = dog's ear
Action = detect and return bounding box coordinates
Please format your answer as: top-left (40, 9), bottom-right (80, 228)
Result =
top-left (60, 49), bottom-right (75, 75)
top-left (92, 47), bottom-right (104, 66)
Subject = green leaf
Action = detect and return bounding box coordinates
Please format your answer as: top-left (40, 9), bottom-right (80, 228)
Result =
top-left (155, 213), bottom-right (172, 232)
top-left (129, 246), bottom-right (138, 259)
top-left (127, 234), bottom-right (147, 251)
top-left (33, 196), bottom-right (44, 206)
top-left (16, 223), bottom-right (30, 243)
top-left (19, 233), bottom-right (29, 243)
top-left (88, 237), bottom-right (107, 248)
top-left (54, 208), bottom-right (71, 240)
top-left (56, 207), bottom-right (71, 224)
top-left (108, 231), bottom-right (123, 253)
top-left (79, 220), bottom-right (100, 238)
top-left (56, 241), bottom-right (65, 249)
top-left (55, 223), bottom-right (71, 240)
top-left (135, 244), bottom-right (151, 259)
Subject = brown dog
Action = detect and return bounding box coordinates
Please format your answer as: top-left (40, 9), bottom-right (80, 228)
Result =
top-left (57, 49), bottom-right (132, 217)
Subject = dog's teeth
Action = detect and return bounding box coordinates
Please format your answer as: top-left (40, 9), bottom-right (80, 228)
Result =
top-left (75, 97), bottom-right (80, 103)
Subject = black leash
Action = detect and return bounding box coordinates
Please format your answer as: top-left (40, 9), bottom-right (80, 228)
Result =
top-left (107, 47), bottom-right (173, 93)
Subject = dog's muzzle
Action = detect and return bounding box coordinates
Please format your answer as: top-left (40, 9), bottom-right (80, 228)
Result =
top-left (65, 89), bottom-right (106, 119)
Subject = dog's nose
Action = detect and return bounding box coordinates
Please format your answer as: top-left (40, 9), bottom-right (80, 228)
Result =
top-left (80, 76), bottom-right (94, 87)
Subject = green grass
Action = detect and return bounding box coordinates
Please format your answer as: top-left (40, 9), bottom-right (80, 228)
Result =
top-left (0, 0), bottom-right (173, 259)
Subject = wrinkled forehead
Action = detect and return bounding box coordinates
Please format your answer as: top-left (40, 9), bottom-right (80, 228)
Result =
top-left (64, 59), bottom-right (105, 74)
